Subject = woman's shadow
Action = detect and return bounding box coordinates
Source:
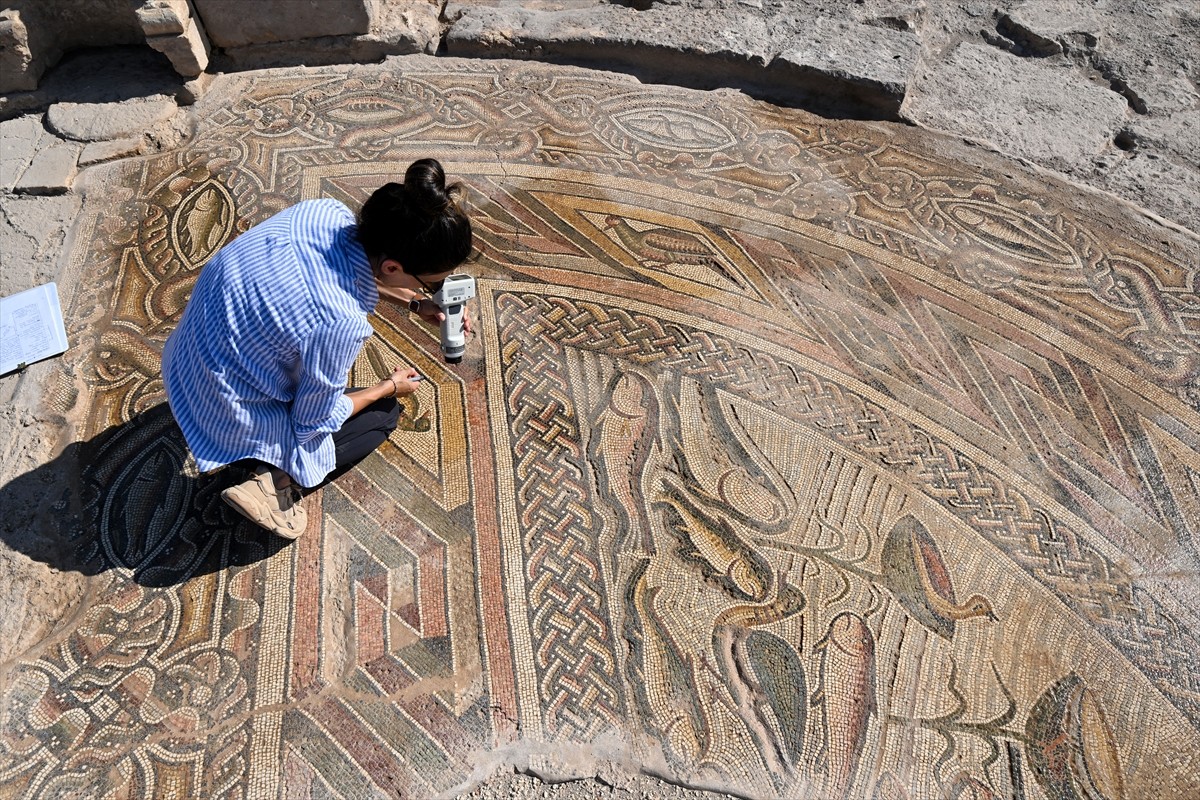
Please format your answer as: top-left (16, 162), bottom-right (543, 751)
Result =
top-left (0, 403), bottom-right (290, 587)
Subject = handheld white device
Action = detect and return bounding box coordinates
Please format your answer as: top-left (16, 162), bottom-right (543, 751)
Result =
top-left (430, 274), bottom-right (475, 364)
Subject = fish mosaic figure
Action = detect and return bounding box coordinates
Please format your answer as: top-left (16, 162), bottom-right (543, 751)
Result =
top-left (812, 612), bottom-right (878, 799)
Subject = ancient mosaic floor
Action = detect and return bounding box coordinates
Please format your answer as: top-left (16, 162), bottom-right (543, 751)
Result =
top-left (2, 57), bottom-right (1199, 799)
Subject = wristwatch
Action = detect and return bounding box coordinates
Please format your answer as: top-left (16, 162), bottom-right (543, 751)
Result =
top-left (408, 297), bottom-right (422, 313)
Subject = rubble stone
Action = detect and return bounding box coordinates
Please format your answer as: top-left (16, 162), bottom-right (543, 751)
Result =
top-left (0, 115), bottom-right (44, 191)
top-left (145, 16), bottom-right (211, 77)
top-left (46, 98), bottom-right (179, 143)
top-left (12, 142), bottom-right (79, 195)
top-left (902, 42), bottom-right (1129, 171)
top-left (134, 0), bottom-right (191, 36)
top-left (0, 6), bottom-right (38, 93)
top-left (446, 5), bottom-right (773, 67)
top-left (773, 15), bottom-right (919, 117)
top-left (78, 136), bottom-right (143, 166)
top-left (999, 0), bottom-right (1103, 54)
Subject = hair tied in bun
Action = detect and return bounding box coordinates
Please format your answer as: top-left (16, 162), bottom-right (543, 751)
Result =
top-left (357, 158), bottom-right (473, 274)
top-left (404, 158), bottom-right (454, 215)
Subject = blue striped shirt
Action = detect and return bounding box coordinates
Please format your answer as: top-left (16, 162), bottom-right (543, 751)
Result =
top-left (162, 199), bottom-right (379, 487)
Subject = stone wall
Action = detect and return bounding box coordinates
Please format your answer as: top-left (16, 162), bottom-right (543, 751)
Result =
top-left (0, 0), bottom-right (143, 92)
top-left (0, 0), bottom-right (440, 95)
top-left (191, 0), bottom-right (370, 48)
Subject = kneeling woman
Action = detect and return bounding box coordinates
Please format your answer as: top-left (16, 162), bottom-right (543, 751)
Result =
top-left (162, 159), bottom-right (471, 538)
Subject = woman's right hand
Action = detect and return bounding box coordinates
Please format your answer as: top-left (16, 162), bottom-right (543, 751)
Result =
top-left (388, 366), bottom-right (422, 396)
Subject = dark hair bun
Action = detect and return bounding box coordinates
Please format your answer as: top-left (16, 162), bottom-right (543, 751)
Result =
top-left (403, 159), bottom-right (462, 216)
top-left (357, 158), bottom-right (472, 274)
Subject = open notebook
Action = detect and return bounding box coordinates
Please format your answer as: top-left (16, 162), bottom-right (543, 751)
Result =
top-left (1, 283), bottom-right (69, 375)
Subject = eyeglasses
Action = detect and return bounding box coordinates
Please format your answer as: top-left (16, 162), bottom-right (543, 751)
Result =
top-left (415, 275), bottom-right (445, 296)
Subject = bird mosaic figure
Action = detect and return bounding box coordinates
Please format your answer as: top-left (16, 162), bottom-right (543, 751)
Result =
top-left (631, 110), bottom-right (719, 145)
top-left (880, 515), bottom-right (996, 640)
top-left (604, 215), bottom-right (722, 267)
top-left (623, 558), bottom-right (709, 766)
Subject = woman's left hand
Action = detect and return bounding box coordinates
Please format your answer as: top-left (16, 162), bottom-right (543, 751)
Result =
top-left (388, 366), bottom-right (422, 396)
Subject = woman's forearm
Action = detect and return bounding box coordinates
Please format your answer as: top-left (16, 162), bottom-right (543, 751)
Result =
top-left (347, 380), bottom-right (397, 416)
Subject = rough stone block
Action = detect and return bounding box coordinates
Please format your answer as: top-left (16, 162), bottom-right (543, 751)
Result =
top-left (446, 5), bottom-right (773, 68)
top-left (12, 143), bottom-right (80, 195)
top-left (79, 136), bottom-right (143, 166)
top-left (135, 0), bottom-right (191, 36)
top-left (177, 70), bottom-right (216, 105)
top-left (191, 0), bottom-right (370, 48)
top-left (1100, 150), bottom-right (1200, 233)
top-left (774, 16), bottom-right (919, 115)
top-left (0, 192), bottom-right (82, 295)
top-left (146, 16), bottom-right (211, 77)
top-left (776, 16), bottom-right (919, 90)
top-left (47, 98), bottom-right (179, 143)
top-left (445, 6), bottom-right (919, 117)
top-left (0, 7), bottom-right (38, 93)
top-left (370, 0), bottom-right (442, 55)
top-left (903, 42), bottom-right (1129, 171)
top-left (0, 115), bottom-right (45, 191)
top-left (998, 1), bottom-right (1103, 56)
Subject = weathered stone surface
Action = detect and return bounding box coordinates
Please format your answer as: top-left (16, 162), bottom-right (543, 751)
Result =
top-left (1092, 150), bottom-right (1200, 232)
top-left (220, 36), bottom-right (405, 71)
top-left (461, 770), bottom-right (732, 800)
top-left (369, 0), bottom-right (443, 55)
top-left (773, 15), bottom-right (918, 116)
top-left (446, 5), bottom-right (919, 117)
top-left (177, 70), bottom-right (216, 105)
top-left (146, 16), bottom-right (211, 77)
top-left (0, 7), bottom-right (38, 93)
top-left (46, 97), bottom-right (179, 143)
top-left (446, 4), bottom-right (773, 65)
top-left (902, 42), bottom-right (1128, 171)
top-left (858, 1), bottom-right (923, 33)
top-left (191, 0), bottom-right (371, 48)
top-left (12, 141), bottom-right (79, 194)
top-left (0, 190), bottom-right (81, 291)
top-left (997, 1), bottom-right (1103, 57)
top-left (1087, 5), bottom-right (1199, 118)
top-left (0, 115), bottom-right (44, 191)
top-left (78, 136), bottom-right (143, 166)
top-left (134, 0), bottom-right (191, 37)
top-left (1129, 105), bottom-right (1200, 159)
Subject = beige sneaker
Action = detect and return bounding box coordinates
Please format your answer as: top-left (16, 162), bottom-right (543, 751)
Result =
top-left (221, 465), bottom-right (308, 539)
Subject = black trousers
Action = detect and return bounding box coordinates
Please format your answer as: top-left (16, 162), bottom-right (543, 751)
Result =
top-left (331, 393), bottom-right (400, 470)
